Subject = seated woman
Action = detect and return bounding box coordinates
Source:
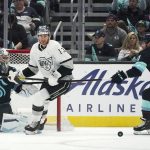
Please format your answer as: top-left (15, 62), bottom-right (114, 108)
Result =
top-left (117, 32), bottom-right (143, 61)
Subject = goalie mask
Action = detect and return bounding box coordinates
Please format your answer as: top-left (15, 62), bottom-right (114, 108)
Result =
top-left (0, 48), bottom-right (9, 74)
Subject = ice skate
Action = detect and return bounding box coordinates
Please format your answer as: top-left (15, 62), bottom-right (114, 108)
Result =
top-left (37, 118), bottom-right (47, 133)
top-left (24, 121), bottom-right (40, 135)
top-left (134, 118), bottom-right (150, 135)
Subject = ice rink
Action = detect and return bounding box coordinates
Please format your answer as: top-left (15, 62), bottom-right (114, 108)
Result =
top-left (0, 127), bottom-right (149, 150)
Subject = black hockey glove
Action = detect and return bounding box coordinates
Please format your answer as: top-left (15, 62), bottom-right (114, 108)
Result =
top-left (111, 71), bottom-right (127, 84)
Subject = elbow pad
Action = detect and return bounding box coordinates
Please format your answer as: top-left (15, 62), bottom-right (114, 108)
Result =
top-left (22, 67), bottom-right (36, 77)
top-left (57, 66), bottom-right (73, 77)
top-left (126, 67), bottom-right (142, 78)
top-left (127, 61), bottom-right (147, 78)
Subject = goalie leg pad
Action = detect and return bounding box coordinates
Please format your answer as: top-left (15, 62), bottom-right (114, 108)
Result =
top-left (1, 113), bottom-right (28, 133)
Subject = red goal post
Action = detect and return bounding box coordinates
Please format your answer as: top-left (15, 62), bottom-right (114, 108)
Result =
top-left (6, 49), bottom-right (62, 131)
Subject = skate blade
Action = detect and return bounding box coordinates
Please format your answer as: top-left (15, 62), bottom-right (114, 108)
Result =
top-left (134, 130), bottom-right (150, 135)
top-left (24, 130), bottom-right (38, 135)
top-left (37, 130), bottom-right (42, 134)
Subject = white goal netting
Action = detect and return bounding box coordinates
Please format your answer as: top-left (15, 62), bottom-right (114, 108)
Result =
top-left (8, 49), bottom-right (30, 64)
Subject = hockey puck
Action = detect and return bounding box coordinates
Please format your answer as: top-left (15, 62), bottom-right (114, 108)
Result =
top-left (118, 131), bottom-right (123, 137)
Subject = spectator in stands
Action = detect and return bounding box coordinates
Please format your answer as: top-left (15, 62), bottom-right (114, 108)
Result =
top-left (0, 13), bottom-right (28, 49)
top-left (117, 32), bottom-right (142, 61)
top-left (111, 0), bottom-right (146, 14)
top-left (136, 20), bottom-right (149, 47)
top-left (145, 0), bottom-right (150, 17)
top-left (49, 0), bottom-right (60, 13)
top-left (117, 0), bottom-right (145, 32)
top-left (0, 38), bottom-right (3, 48)
top-left (144, 0), bottom-right (150, 31)
top-left (0, 2), bottom-right (3, 14)
top-left (101, 14), bottom-right (127, 52)
top-left (85, 29), bottom-right (117, 62)
top-left (29, 0), bottom-right (46, 18)
top-left (0, 0), bottom-right (14, 13)
top-left (118, 20), bottom-right (130, 34)
top-left (11, 0), bottom-right (41, 48)
top-left (142, 33), bottom-right (150, 48)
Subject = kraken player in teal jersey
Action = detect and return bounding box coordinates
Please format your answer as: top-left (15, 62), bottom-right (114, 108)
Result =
top-left (111, 34), bottom-right (150, 135)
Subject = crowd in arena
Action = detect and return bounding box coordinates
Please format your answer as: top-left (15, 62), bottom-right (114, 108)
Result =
top-left (85, 0), bottom-right (150, 62)
top-left (0, 0), bottom-right (59, 49)
top-left (0, 0), bottom-right (150, 62)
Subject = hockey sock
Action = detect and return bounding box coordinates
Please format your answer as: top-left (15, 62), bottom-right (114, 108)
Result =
top-left (31, 89), bottom-right (50, 122)
top-left (40, 100), bottom-right (49, 124)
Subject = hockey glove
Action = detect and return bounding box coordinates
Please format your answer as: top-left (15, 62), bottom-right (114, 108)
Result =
top-left (8, 70), bottom-right (25, 84)
top-left (48, 71), bottom-right (61, 86)
top-left (111, 70), bottom-right (127, 84)
top-left (17, 70), bottom-right (26, 80)
top-left (8, 70), bottom-right (18, 83)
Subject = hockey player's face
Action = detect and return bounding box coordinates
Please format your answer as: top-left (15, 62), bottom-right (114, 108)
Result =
top-left (38, 34), bottom-right (49, 46)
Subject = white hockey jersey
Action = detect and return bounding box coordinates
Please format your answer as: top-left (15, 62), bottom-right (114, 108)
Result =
top-left (28, 40), bottom-right (73, 78)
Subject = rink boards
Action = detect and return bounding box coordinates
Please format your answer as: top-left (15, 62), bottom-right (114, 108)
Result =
top-left (11, 63), bottom-right (149, 127)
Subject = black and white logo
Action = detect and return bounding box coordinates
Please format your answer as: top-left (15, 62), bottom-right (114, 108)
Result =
top-left (38, 57), bottom-right (53, 71)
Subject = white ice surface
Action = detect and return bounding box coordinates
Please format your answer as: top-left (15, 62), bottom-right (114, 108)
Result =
top-left (0, 127), bottom-right (149, 150)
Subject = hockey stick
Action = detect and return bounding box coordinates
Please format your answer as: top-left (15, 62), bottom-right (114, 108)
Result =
top-left (24, 77), bottom-right (47, 81)
top-left (24, 77), bottom-right (110, 83)
top-left (22, 81), bottom-right (44, 84)
top-left (1, 76), bottom-right (45, 84)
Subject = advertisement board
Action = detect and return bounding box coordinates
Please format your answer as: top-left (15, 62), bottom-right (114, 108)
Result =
top-left (11, 64), bottom-right (150, 127)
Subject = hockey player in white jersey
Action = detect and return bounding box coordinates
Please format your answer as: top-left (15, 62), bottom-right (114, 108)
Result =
top-left (11, 25), bottom-right (74, 134)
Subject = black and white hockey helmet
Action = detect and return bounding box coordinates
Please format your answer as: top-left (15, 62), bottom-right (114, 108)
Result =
top-left (0, 48), bottom-right (9, 74)
top-left (37, 25), bottom-right (50, 36)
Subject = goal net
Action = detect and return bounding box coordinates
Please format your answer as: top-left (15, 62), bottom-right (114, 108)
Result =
top-left (6, 49), bottom-right (73, 132)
